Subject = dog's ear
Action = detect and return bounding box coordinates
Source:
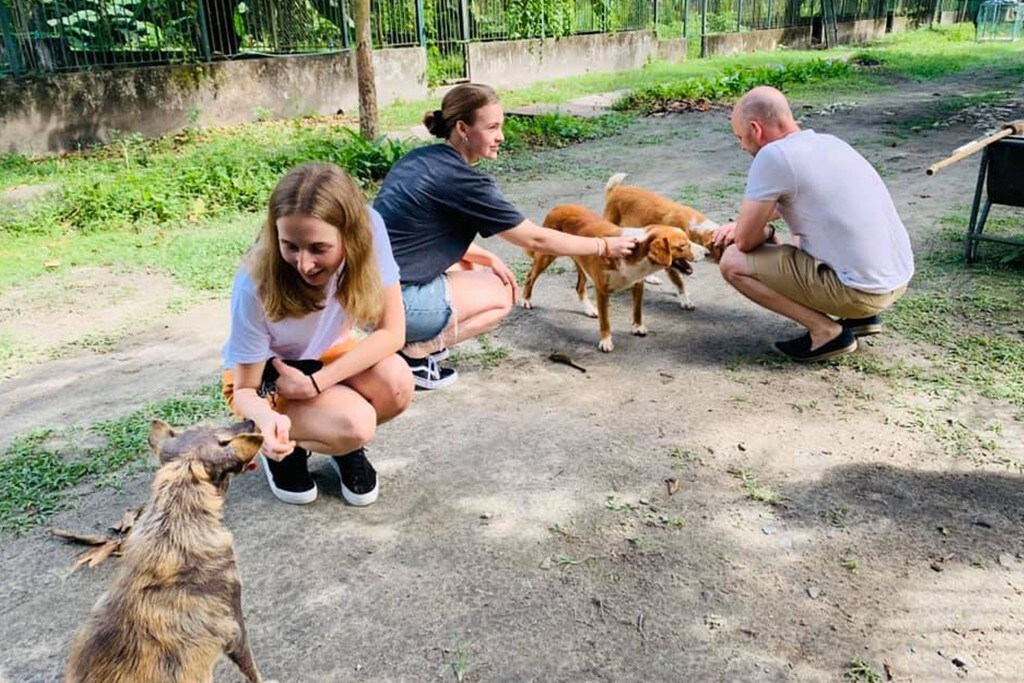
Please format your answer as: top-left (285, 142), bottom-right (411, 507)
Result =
top-left (227, 434), bottom-right (264, 465)
top-left (649, 236), bottom-right (672, 266)
top-left (148, 419), bottom-right (176, 459)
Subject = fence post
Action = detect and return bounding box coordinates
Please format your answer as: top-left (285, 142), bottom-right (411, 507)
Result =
top-left (684, 0), bottom-right (690, 37)
top-left (603, 0), bottom-right (609, 31)
top-left (767, 0), bottom-right (773, 27)
top-left (459, 0), bottom-right (470, 43)
top-left (0, 2), bottom-right (24, 77)
top-left (415, 0), bottom-right (425, 46)
top-left (700, 0), bottom-right (707, 55)
top-left (737, 0), bottom-right (743, 30)
top-left (195, 0), bottom-right (213, 60)
top-left (654, 0), bottom-right (660, 25)
top-left (340, 0), bottom-right (351, 48)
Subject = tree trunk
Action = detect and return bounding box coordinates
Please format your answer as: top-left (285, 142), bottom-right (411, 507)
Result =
top-left (355, 0), bottom-right (379, 139)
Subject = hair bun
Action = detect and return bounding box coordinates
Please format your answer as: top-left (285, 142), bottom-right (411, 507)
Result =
top-left (424, 109), bottom-right (449, 138)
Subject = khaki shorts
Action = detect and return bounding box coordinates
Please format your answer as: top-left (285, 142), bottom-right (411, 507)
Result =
top-left (746, 245), bottom-right (907, 319)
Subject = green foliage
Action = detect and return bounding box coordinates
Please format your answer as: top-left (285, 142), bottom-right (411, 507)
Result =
top-left (0, 382), bottom-right (230, 536)
top-left (0, 122), bottom-right (417, 238)
top-left (500, 111), bottom-right (633, 152)
top-left (426, 44), bottom-right (465, 87)
top-left (614, 59), bottom-right (853, 113)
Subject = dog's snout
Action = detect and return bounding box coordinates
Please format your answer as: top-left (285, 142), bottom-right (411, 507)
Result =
top-left (691, 244), bottom-right (709, 262)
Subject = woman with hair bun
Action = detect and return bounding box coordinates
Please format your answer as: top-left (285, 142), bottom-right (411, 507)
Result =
top-left (374, 83), bottom-right (637, 390)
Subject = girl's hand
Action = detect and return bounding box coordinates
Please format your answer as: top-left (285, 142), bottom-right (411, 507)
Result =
top-left (605, 235), bottom-right (637, 258)
top-left (488, 254), bottom-right (520, 303)
top-left (258, 413), bottom-right (295, 461)
top-left (271, 357), bottom-right (318, 400)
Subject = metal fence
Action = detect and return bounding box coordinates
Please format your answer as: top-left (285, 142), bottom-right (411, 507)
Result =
top-left (0, 0), bottom-right (939, 80)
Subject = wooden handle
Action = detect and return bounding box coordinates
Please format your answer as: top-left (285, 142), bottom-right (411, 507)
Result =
top-left (926, 120), bottom-right (1024, 176)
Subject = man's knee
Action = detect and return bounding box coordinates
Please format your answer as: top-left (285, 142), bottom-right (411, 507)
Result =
top-left (718, 245), bottom-right (748, 284)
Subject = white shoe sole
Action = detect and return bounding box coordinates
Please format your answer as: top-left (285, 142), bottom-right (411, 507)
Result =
top-left (412, 367), bottom-right (459, 390)
top-left (260, 454), bottom-right (318, 505)
top-left (431, 348), bottom-right (450, 361)
top-left (329, 457), bottom-right (379, 507)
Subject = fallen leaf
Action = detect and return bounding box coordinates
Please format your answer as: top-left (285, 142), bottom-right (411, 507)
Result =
top-left (73, 541), bottom-right (121, 571)
top-left (111, 506), bottom-right (142, 534)
top-left (665, 477), bottom-right (680, 496)
top-left (51, 529), bottom-right (110, 546)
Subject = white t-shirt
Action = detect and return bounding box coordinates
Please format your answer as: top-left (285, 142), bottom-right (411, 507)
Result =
top-left (745, 129), bottom-right (914, 294)
top-left (221, 206), bottom-right (400, 368)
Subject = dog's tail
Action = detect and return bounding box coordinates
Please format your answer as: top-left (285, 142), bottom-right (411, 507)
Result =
top-left (605, 173), bottom-right (628, 197)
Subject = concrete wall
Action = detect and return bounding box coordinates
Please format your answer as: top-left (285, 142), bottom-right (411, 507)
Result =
top-left (0, 47), bottom-right (426, 155)
top-left (467, 31), bottom-right (658, 90)
top-left (703, 16), bottom-right (894, 56)
top-left (653, 38), bottom-right (688, 63)
top-left (705, 26), bottom-right (814, 55)
top-left (834, 18), bottom-right (889, 44)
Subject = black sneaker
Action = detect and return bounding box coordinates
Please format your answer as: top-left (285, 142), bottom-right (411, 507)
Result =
top-left (330, 448), bottom-right (379, 506)
top-left (840, 315), bottom-right (883, 337)
top-left (260, 447), bottom-right (317, 505)
top-left (400, 352), bottom-right (458, 390)
top-left (778, 327), bottom-right (858, 362)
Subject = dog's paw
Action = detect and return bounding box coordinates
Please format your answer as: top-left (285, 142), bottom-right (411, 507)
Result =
top-left (598, 337), bottom-right (614, 352)
top-left (632, 323), bottom-right (648, 337)
top-left (581, 300), bottom-right (599, 318)
top-left (678, 297), bottom-right (696, 311)
top-left (522, 299), bottom-right (533, 310)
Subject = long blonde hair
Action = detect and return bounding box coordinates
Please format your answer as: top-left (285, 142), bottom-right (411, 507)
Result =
top-left (252, 163), bottom-right (383, 326)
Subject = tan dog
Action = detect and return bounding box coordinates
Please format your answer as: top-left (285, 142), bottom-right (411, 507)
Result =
top-left (604, 173), bottom-right (723, 308)
top-left (522, 204), bottom-right (707, 352)
top-left (65, 420), bottom-right (267, 683)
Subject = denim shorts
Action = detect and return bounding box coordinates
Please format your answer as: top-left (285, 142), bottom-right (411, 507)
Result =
top-left (402, 274), bottom-right (453, 344)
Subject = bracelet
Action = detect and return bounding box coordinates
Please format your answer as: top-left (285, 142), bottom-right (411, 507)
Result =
top-left (595, 238), bottom-right (604, 256)
top-left (601, 236), bottom-right (611, 257)
top-left (766, 224), bottom-right (776, 242)
top-left (309, 374), bottom-right (322, 395)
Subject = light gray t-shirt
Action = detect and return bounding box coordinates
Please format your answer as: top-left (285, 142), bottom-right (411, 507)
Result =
top-left (221, 206), bottom-right (400, 368)
top-left (745, 129), bottom-right (914, 294)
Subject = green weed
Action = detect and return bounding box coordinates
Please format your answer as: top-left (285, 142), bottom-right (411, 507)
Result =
top-left (0, 382), bottom-right (230, 536)
top-left (727, 468), bottom-right (782, 506)
top-left (844, 658), bottom-right (882, 682)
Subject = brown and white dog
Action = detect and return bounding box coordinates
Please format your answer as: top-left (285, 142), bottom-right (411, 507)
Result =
top-left (522, 203), bottom-right (707, 352)
top-left (65, 420), bottom-right (269, 683)
top-left (603, 173), bottom-right (723, 309)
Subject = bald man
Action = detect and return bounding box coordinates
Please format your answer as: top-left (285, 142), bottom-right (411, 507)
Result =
top-left (713, 86), bottom-right (914, 362)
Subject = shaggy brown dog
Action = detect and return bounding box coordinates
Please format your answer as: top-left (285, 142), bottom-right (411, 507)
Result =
top-left (522, 203), bottom-right (706, 352)
top-left (64, 419), bottom-right (267, 683)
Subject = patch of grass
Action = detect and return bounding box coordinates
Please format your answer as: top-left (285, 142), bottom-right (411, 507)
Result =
top-left (727, 468), bottom-right (782, 506)
top-left (499, 112), bottom-right (635, 155)
top-left (605, 495), bottom-right (639, 513)
top-left (553, 553), bottom-right (597, 568)
top-left (614, 59), bottom-right (854, 114)
top-left (844, 658), bottom-right (882, 682)
top-left (448, 334), bottom-right (509, 369)
top-left (851, 23), bottom-right (1024, 81)
top-left (0, 381), bottom-right (230, 536)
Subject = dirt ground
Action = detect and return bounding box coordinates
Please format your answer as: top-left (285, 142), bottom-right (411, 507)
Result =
top-left (1, 69), bottom-right (1023, 683)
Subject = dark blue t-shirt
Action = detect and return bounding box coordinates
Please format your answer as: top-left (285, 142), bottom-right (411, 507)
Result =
top-left (373, 144), bottom-right (526, 285)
